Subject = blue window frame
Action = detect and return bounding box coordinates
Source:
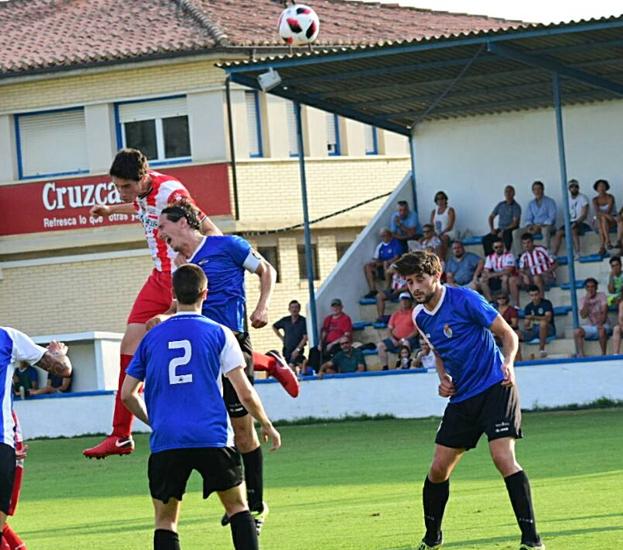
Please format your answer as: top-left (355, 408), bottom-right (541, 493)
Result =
top-left (365, 125), bottom-right (379, 155)
top-left (245, 90), bottom-right (264, 158)
top-left (327, 113), bottom-right (341, 156)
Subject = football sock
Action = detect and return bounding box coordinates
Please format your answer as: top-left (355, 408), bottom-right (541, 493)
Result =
top-left (2, 524), bottom-right (25, 549)
top-left (153, 529), bottom-right (180, 550)
top-left (422, 477), bottom-right (449, 545)
top-left (229, 511), bottom-right (258, 550)
top-left (504, 470), bottom-right (540, 545)
top-left (242, 447), bottom-right (264, 511)
top-left (112, 354), bottom-right (134, 437)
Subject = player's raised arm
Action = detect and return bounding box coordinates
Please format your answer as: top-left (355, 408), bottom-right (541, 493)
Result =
top-left (490, 314), bottom-right (519, 387)
top-left (35, 340), bottom-right (72, 378)
top-left (89, 202), bottom-right (136, 217)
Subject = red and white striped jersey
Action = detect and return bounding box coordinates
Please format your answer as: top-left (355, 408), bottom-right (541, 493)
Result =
top-left (133, 170), bottom-right (204, 273)
top-left (519, 246), bottom-right (555, 275)
top-left (484, 252), bottom-right (516, 273)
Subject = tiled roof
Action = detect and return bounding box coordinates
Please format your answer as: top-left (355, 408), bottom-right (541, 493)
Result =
top-left (0, 0), bottom-right (522, 76)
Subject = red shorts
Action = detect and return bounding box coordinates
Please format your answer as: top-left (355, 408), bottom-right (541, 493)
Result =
top-left (127, 269), bottom-right (173, 324)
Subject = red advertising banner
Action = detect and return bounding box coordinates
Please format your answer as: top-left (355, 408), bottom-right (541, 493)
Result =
top-left (0, 163), bottom-right (231, 236)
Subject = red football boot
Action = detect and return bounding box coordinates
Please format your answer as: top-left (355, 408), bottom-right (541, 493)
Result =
top-left (265, 351), bottom-right (300, 398)
top-left (83, 435), bottom-right (135, 459)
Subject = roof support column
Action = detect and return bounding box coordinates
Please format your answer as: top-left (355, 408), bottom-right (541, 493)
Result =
top-left (552, 73), bottom-right (580, 346)
top-left (408, 129), bottom-right (419, 218)
top-left (294, 101), bottom-right (319, 347)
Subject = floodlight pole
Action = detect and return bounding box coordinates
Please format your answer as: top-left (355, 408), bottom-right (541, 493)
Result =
top-left (408, 128), bottom-right (419, 219)
top-left (552, 73), bottom-right (580, 341)
top-left (294, 101), bottom-right (319, 347)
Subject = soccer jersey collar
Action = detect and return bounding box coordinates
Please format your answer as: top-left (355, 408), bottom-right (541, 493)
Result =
top-left (420, 284), bottom-right (447, 316)
top-left (173, 312), bottom-right (203, 317)
top-left (188, 235), bottom-right (208, 263)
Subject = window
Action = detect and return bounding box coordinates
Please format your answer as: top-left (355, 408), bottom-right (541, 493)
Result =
top-left (287, 101), bottom-right (300, 157)
top-left (116, 97), bottom-right (191, 164)
top-left (365, 125), bottom-right (379, 155)
top-left (298, 244), bottom-right (319, 280)
top-left (336, 241), bottom-right (353, 261)
top-left (257, 246), bottom-right (280, 283)
top-left (326, 113), bottom-right (341, 156)
top-left (245, 91), bottom-right (263, 158)
top-left (15, 108), bottom-right (89, 179)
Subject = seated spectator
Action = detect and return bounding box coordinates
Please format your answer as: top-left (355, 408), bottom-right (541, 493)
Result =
top-left (514, 180), bottom-right (557, 254)
top-left (519, 285), bottom-right (556, 358)
top-left (430, 191), bottom-right (456, 259)
top-left (482, 185), bottom-right (521, 255)
top-left (13, 361), bottom-right (39, 399)
top-left (445, 241), bottom-right (483, 288)
top-left (390, 200), bottom-right (421, 252)
top-left (377, 292), bottom-right (419, 370)
top-left (318, 298), bottom-right (353, 360)
top-left (318, 337), bottom-right (365, 376)
top-left (29, 370), bottom-right (72, 396)
top-left (272, 299), bottom-right (308, 371)
top-left (607, 256), bottom-right (623, 308)
top-left (494, 292), bottom-right (522, 361)
top-left (375, 267), bottom-right (408, 321)
top-left (518, 232), bottom-right (557, 297)
top-left (395, 345), bottom-right (415, 369)
top-left (551, 179), bottom-right (591, 257)
top-left (591, 179), bottom-right (617, 256)
top-left (574, 278), bottom-right (611, 356)
top-left (408, 224), bottom-right (441, 256)
top-left (363, 227), bottom-right (404, 298)
top-left (616, 207), bottom-right (623, 250)
top-left (413, 342), bottom-right (436, 369)
top-left (612, 309), bottom-right (623, 355)
top-left (473, 237), bottom-right (520, 306)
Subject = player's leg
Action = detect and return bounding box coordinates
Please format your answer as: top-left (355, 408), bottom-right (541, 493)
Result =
top-left (152, 498), bottom-right (181, 550)
top-left (217, 486), bottom-right (258, 550)
top-left (0, 444), bottom-right (16, 545)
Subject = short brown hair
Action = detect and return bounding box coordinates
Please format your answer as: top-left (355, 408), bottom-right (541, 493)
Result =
top-left (393, 251), bottom-right (442, 278)
top-left (109, 148), bottom-right (148, 181)
top-left (172, 264), bottom-right (207, 305)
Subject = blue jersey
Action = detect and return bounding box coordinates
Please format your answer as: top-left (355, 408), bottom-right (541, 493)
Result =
top-left (413, 286), bottom-right (503, 403)
top-left (0, 328), bottom-right (46, 447)
top-left (126, 314), bottom-right (245, 453)
top-left (188, 236), bottom-right (260, 332)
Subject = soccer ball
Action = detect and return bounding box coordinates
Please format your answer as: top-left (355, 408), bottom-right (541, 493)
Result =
top-left (278, 4), bottom-right (320, 46)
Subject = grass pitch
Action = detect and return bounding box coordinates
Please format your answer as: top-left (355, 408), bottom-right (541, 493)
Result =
top-left (9, 408), bottom-right (623, 549)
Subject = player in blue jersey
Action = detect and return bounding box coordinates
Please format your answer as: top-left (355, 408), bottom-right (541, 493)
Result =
top-left (0, 328), bottom-right (72, 548)
top-left (122, 264), bottom-right (281, 550)
top-left (393, 251), bottom-right (544, 550)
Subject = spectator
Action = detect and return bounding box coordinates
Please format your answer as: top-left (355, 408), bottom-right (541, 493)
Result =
top-left (494, 291), bottom-right (522, 361)
top-left (390, 200), bottom-right (421, 252)
top-left (413, 342), bottom-right (436, 369)
top-left (473, 237), bottom-right (520, 306)
top-left (12, 361), bottom-right (39, 399)
top-left (520, 285), bottom-right (556, 358)
top-left (375, 266), bottom-right (408, 321)
top-left (29, 370), bottom-right (72, 396)
top-left (445, 241), bottom-right (483, 288)
top-left (395, 345), bottom-right (415, 370)
top-left (318, 298), bottom-right (353, 360)
top-left (272, 300), bottom-right (308, 371)
top-left (408, 224), bottom-right (442, 256)
top-left (591, 179), bottom-right (617, 256)
top-left (318, 337), bottom-right (365, 376)
top-left (363, 227), bottom-right (404, 298)
top-left (518, 232), bottom-right (557, 297)
top-left (430, 191), bottom-right (456, 259)
top-left (607, 256), bottom-right (623, 308)
top-left (574, 278), bottom-right (611, 356)
top-left (616, 207), bottom-right (623, 250)
top-left (377, 292), bottom-right (419, 370)
top-left (514, 180), bottom-right (557, 254)
top-left (551, 179), bottom-right (591, 257)
top-left (482, 185), bottom-right (521, 255)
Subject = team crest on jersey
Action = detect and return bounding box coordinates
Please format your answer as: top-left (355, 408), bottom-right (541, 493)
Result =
top-left (443, 324), bottom-right (453, 338)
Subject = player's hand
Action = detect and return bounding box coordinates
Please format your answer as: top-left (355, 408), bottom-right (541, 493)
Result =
top-left (261, 423), bottom-right (281, 451)
top-left (47, 340), bottom-right (68, 356)
top-left (173, 253), bottom-right (188, 267)
top-left (438, 374), bottom-right (456, 397)
top-left (146, 314), bottom-right (168, 331)
top-left (250, 307), bottom-right (269, 329)
top-left (501, 363), bottom-right (515, 387)
top-left (90, 204), bottom-right (110, 217)
top-left (15, 444), bottom-right (28, 461)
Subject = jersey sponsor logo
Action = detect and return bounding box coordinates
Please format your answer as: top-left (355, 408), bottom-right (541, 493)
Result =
top-left (443, 324), bottom-right (453, 338)
top-left (197, 258), bottom-right (209, 266)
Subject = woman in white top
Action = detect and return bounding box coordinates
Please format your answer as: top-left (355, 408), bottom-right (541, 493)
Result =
top-left (591, 179), bottom-right (617, 255)
top-left (430, 191), bottom-right (456, 259)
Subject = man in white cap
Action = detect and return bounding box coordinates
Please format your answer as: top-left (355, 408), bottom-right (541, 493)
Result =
top-left (376, 292), bottom-right (419, 370)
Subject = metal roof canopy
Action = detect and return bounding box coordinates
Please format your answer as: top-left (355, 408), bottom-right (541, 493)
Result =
top-left (223, 17), bottom-right (623, 134)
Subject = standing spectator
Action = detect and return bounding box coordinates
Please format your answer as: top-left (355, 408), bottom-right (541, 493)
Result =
top-left (473, 237), bottom-right (520, 306)
top-left (12, 361), bottom-right (39, 399)
top-left (377, 292), bottom-right (419, 371)
top-left (482, 185), bottom-right (521, 255)
top-left (318, 337), bottom-right (365, 376)
top-left (408, 224), bottom-right (442, 256)
top-left (518, 233), bottom-right (557, 297)
top-left (375, 267), bottom-right (408, 321)
top-left (591, 179), bottom-right (617, 256)
top-left (607, 256), bottom-right (623, 307)
top-left (413, 342), bottom-right (436, 369)
top-left (574, 278), bottom-right (611, 356)
top-left (520, 285), bottom-right (556, 358)
top-left (390, 200), bottom-right (421, 252)
top-left (318, 299), bottom-right (353, 360)
top-left (551, 179), bottom-right (591, 257)
top-left (272, 300), bottom-right (308, 371)
top-left (430, 191), bottom-right (456, 259)
top-left (445, 241), bottom-right (483, 288)
top-left (363, 228), bottom-right (404, 298)
top-left (514, 180), bottom-right (557, 254)
top-left (395, 345), bottom-right (415, 369)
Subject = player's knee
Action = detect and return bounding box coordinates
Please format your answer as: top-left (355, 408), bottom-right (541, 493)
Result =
top-left (429, 460), bottom-right (451, 482)
top-left (490, 448), bottom-right (518, 476)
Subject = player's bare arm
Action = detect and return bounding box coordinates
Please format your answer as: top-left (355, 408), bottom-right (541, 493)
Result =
top-left (199, 214), bottom-right (223, 236)
top-left (490, 314), bottom-right (518, 386)
top-left (89, 203), bottom-right (136, 217)
top-left (249, 256), bottom-right (277, 329)
top-left (433, 352), bottom-right (455, 397)
top-left (35, 341), bottom-right (72, 377)
top-left (226, 367), bottom-right (281, 451)
top-left (146, 301), bottom-right (177, 331)
top-left (120, 374), bottom-right (149, 426)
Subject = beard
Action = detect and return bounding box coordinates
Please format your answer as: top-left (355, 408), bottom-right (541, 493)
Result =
top-left (412, 288), bottom-right (436, 305)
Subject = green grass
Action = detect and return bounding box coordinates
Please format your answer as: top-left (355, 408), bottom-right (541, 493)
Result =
top-left (9, 408), bottom-right (623, 549)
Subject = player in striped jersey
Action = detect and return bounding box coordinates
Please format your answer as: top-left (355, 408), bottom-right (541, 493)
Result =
top-left (0, 328), bottom-right (72, 548)
top-left (518, 233), bottom-right (557, 297)
top-left (83, 149), bottom-right (222, 459)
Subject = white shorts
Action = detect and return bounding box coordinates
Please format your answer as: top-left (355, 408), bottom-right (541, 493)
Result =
top-left (581, 324), bottom-right (611, 340)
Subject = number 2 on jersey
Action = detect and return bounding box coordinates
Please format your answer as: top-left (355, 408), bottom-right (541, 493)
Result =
top-left (168, 340), bottom-right (193, 385)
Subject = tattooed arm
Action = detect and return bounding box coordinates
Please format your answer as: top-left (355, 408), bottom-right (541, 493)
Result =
top-left (35, 340), bottom-right (72, 377)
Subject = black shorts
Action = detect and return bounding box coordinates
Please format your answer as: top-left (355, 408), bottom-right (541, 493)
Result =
top-left (223, 332), bottom-right (254, 418)
top-left (149, 446), bottom-right (243, 504)
top-left (435, 383), bottom-right (523, 450)
top-left (0, 443), bottom-right (16, 515)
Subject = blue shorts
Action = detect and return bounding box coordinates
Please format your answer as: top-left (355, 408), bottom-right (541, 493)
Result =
top-left (521, 324), bottom-right (555, 342)
top-left (581, 324), bottom-right (612, 340)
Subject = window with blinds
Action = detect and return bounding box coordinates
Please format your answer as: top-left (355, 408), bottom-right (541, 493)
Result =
top-left (245, 91), bottom-right (263, 158)
top-left (287, 101), bottom-right (300, 157)
top-left (117, 97), bottom-right (191, 163)
top-left (326, 113), bottom-right (341, 156)
top-left (365, 125), bottom-right (379, 155)
top-left (16, 108), bottom-right (89, 179)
